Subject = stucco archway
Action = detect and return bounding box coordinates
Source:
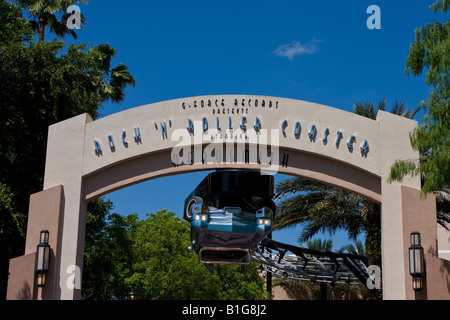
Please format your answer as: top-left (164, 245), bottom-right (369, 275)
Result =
top-left (7, 96), bottom-right (450, 300)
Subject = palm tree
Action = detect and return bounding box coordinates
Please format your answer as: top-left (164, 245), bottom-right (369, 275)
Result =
top-left (340, 239), bottom-right (366, 256)
top-left (15, 0), bottom-right (87, 41)
top-left (89, 43), bottom-right (137, 104)
top-left (303, 238), bottom-right (334, 252)
top-left (353, 98), bottom-right (420, 120)
top-left (274, 99), bottom-right (420, 266)
top-left (273, 178), bottom-right (376, 249)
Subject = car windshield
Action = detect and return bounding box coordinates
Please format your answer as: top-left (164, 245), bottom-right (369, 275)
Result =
top-left (211, 171), bottom-right (271, 194)
top-left (207, 171), bottom-right (274, 211)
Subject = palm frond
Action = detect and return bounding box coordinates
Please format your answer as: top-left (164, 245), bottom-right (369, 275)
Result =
top-left (110, 63), bottom-right (136, 89)
top-left (304, 238), bottom-right (334, 251)
top-left (354, 101), bottom-right (377, 119)
top-left (89, 43), bottom-right (117, 74)
top-left (275, 177), bottom-right (333, 197)
top-left (15, 0), bottom-right (88, 40)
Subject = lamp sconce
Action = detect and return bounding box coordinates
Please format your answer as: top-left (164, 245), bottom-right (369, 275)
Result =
top-left (408, 231), bottom-right (424, 291)
top-left (129, 291), bottom-right (137, 300)
top-left (35, 230), bottom-right (51, 288)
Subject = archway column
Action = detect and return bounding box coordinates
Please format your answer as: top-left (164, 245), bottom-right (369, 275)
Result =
top-left (42, 114), bottom-right (92, 300)
top-left (377, 111), bottom-right (422, 299)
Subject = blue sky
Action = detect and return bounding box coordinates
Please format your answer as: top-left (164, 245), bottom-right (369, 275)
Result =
top-left (59, 1), bottom-right (445, 249)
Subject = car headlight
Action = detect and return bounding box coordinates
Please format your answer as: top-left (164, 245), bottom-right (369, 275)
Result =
top-left (257, 219), bottom-right (271, 226)
top-left (194, 214), bottom-right (208, 222)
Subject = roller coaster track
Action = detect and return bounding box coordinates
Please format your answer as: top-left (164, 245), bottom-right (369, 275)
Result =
top-left (252, 238), bottom-right (382, 298)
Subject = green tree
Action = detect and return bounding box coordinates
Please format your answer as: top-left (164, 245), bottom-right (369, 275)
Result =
top-left (215, 263), bottom-right (270, 300)
top-left (303, 238), bottom-right (334, 252)
top-left (0, 0), bottom-right (35, 299)
top-left (82, 198), bottom-right (134, 300)
top-left (82, 209), bottom-right (269, 300)
top-left (0, 39), bottom-right (135, 229)
top-left (0, 0), bottom-right (135, 299)
top-left (15, 0), bottom-right (88, 41)
top-left (388, 1), bottom-right (449, 197)
top-left (340, 239), bottom-right (366, 256)
top-left (273, 178), bottom-right (380, 267)
top-left (125, 210), bottom-right (218, 300)
top-left (353, 98), bottom-right (420, 120)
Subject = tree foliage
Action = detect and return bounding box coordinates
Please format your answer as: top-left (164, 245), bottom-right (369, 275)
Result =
top-left (0, 0), bottom-right (135, 299)
top-left (82, 199), bottom-right (134, 300)
top-left (15, 0), bottom-right (88, 41)
top-left (388, 1), bottom-right (449, 196)
top-left (82, 207), bottom-right (269, 300)
top-left (274, 178), bottom-right (369, 241)
top-left (273, 178), bottom-right (381, 267)
top-left (353, 98), bottom-right (420, 120)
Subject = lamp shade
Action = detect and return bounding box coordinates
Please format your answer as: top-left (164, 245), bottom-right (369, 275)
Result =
top-left (39, 230), bottom-right (49, 244)
top-left (410, 231), bottom-right (421, 246)
top-left (35, 244), bottom-right (50, 273)
top-left (129, 291), bottom-right (137, 300)
top-left (35, 230), bottom-right (51, 287)
top-left (409, 232), bottom-right (424, 277)
top-left (408, 231), bottom-right (424, 291)
top-left (412, 276), bottom-right (423, 291)
top-left (36, 274), bottom-right (47, 288)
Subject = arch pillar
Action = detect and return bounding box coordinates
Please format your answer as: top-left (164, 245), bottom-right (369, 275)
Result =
top-left (377, 110), bottom-right (422, 299)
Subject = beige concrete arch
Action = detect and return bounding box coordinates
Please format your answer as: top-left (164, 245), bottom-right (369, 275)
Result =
top-left (7, 96), bottom-right (450, 300)
top-left (83, 148), bottom-right (381, 204)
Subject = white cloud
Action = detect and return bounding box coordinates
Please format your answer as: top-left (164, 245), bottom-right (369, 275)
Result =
top-left (273, 39), bottom-right (321, 60)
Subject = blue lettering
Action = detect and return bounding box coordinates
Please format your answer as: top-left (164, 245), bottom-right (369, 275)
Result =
top-left (281, 120), bottom-right (288, 136)
top-left (202, 117), bottom-right (208, 132)
top-left (108, 135), bottom-right (115, 149)
top-left (216, 117), bottom-right (221, 131)
top-left (308, 125), bottom-right (317, 140)
top-left (294, 121), bottom-right (301, 137)
top-left (187, 119), bottom-right (194, 134)
top-left (336, 131), bottom-right (343, 147)
top-left (323, 128), bottom-right (330, 142)
top-left (161, 122), bottom-right (168, 139)
top-left (94, 140), bottom-right (102, 155)
top-left (134, 127), bottom-right (141, 143)
top-left (361, 139), bottom-right (370, 155)
top-left (254, 117), bottom-right (261, 132)
top-left (347, 135), bottom-right (356, 151)
top-left (240, 116), bottom-right (247, 131)
top-left (122, 130), bottom-right (128, 146)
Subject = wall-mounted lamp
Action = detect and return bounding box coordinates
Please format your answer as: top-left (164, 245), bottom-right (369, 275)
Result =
top-left (35, 230), bottom-right (51, 288)
top-left (128, 291), bottom-right (137, 300)
top-left (409, 231), bottom-right (424, 291)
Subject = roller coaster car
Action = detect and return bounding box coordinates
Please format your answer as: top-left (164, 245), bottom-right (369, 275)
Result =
top-left (184, 170), bottom-right (276, 269)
